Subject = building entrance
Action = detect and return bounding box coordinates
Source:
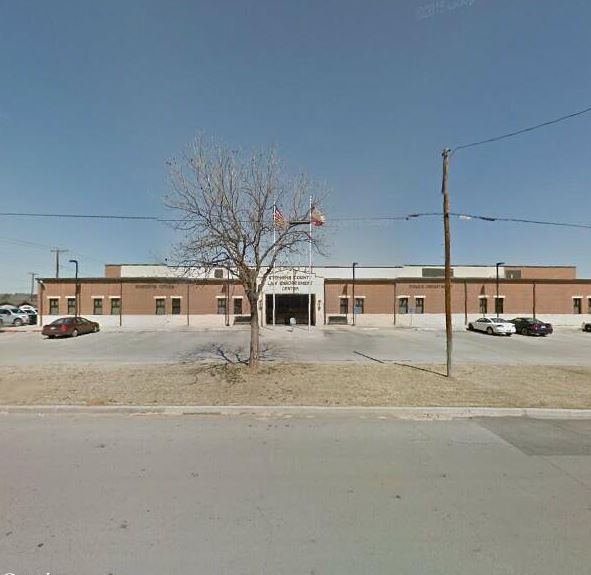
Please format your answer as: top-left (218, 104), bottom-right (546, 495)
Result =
top-left (265, 294), bottom-right (316, 326)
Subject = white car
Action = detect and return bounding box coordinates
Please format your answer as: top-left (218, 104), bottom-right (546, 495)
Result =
top-left (0, 307), bottom-right (30, 326)
top-left (468, 317), bottom-right (516, 336)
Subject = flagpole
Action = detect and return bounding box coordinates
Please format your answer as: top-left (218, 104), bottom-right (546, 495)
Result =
top-left (272, 202), bottom-right (276, 327)
top-left (308, 195), bottom-right (312, 332)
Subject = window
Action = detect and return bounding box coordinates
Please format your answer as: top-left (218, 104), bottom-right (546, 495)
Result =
top-left (422, 267), bottom-right (452, 278)
top-left (49, 298), bottom-right (59, 315)
top-left (233, 298), bottom-right (243, 315)
top-left (354, 298), bottom-right (364, 315)
top-left (217, 297), bottom-right (227, 315)
top-left (110, 298), bottom-right (121, 315)
top-left (479, 297), bottom-right (488, 315)
top-left (93, 298), bottom-right (103, 315)
top-left (398, 297), bottom-right (408, 314)
top-left (573, 297), bottom-right (582, 314)
top-left (155, 298), bottom-right (166, 315)
top-left (588, 297), bottom-right (591, 314)
top-left (415, 297), bottom-right (424, 314)
top-left (494, 297), bottom-right (504, 315)
top-left (171, 298), bottom-right (181, 315)
top-left (67, 297), bottom-right (76, 315)
top-left (339, 297), bottom-right (349, 314)
top-left (506, 270), bottom-right (522, 280)
top-left (213, 268), bottom-right (224, 279)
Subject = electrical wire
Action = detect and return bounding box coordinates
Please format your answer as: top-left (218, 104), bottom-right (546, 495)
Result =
top-left (2, 210), bottom-right (591, 230)
top-left (0, 211), bottom-right (159, 221)
top-left (452, 104), bottom-right (591, 154)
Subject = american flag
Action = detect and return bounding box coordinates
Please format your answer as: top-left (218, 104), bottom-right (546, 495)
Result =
top-left (274, 206), bottom-right (287, 229)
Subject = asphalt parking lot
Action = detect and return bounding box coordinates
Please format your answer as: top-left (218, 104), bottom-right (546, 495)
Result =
top-left (1, 325), bottom-right (590, 366)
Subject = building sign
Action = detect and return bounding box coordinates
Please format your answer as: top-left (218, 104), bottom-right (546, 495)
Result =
top-left (135, 284), bottom-right (178, 289)
top-left (266, 270), bottom-right (322, 294)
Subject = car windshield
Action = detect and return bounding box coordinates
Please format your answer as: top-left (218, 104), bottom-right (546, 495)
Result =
top-left (52, 318), bottom-right (72, 325)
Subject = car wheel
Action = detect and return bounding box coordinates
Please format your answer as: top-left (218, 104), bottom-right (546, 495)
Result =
top-left (468, 323), bottom-right (474, 331)
top-left (521, 328), bottom-right (528, 336)
top-left (93, 325), bottom-right (99, 333)
top-left (13, 318), bottom-right (22, 327)
top-left (486, 327), bottom-right (493, 335)
top-left (47, 335), bottom-right (55, 339)
top-left (71, 329), bottom-right (79, 338)
top-left (586, 325), bottom-right (591, 332)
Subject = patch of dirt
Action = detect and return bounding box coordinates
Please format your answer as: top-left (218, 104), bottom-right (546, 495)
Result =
top-left (1, 362), bottom-right (591, 407)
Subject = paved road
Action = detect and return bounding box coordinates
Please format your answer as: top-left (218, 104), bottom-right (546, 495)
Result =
top-left (2, 325), bottom-right (591, 365)
top-left (1, 414), bottom-right (590, 574)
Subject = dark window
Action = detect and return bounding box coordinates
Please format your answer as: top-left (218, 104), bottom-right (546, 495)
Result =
top-left (49, 298), bottom-right (59, 315)
top-left (415, 297), bottom-right (424, 314)
top-left (171, 298), bottom-right (181, 315)
top-left (495, 297), bottom-right (504, 315)
top-left (573, 298), bottom-right (582, 314)
top-left (110, 298), bottom-right (121, 315)
top-left (354, 298), bottom-right (364, 314)
top-left (67, 297), bottom-right (76, 315)
top-left (340, 297), bottom-right (348, 314)
top-left (217, 298), bottom-right (227, 315)
top-left (155, 298), bottom-right (166, 315)
top-left (214, 268), bottom-right (224, 279)
top-left (588, 298), bottom-right (591, 314)
top-left (93, 298), bottom-right (103, 315)
top-left (233, 298), bottom-right (243, 315)
top-left (506, 270), bottom-right (522, 280)
top-left (422, 268), bottom-right (451, 278)
top-left (398, 298), bottom-right (408, 314)
top-left (479, 298), bottom-right (488, 315)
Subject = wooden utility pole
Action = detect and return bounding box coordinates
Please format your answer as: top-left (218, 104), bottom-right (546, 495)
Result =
top-left (50, 248), bottom-right (68, 278)
top-left (441, 149), bottom-right (453, 377)
top-left (29, 272), bottom-right (38, 302)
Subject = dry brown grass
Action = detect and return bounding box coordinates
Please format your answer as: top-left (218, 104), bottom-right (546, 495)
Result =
top-left (1, 361), bottom-right (591, 408)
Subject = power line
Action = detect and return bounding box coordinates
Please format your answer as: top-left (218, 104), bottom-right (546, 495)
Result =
top-left (0, 211), bottom-right (160, 221)
top-left (451, 212), bottom-right (591, 230)
top-left (2, 209), bottom-right (591, 231)
top-left (452, 104), bottom-right (591, 154)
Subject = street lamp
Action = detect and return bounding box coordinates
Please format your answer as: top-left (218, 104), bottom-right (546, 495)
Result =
top-left (69, 259), bottom-right (79, 317)
top-left (352, 262), bottom-right (358, 326)
top-left (495, 261), bottom-right (505, 318)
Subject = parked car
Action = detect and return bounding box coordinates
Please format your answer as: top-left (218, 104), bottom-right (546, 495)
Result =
top-left (582, 322), bottom-right (591, 332)
top-left (42, 316), bottom-right (100, 338)
top-left (0, 307), bottom-right (30, 326)
top-left (509, 317), bottom-right (553, 336)
top-left (19, 306), bottom-right (38, 325)
top-left (19, 305), bottom-right (37, 313)
top-left (467, 317), bottom-right (516, 336)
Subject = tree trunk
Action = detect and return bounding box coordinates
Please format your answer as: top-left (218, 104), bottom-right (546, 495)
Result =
top-left (249, 296), bottom-right (260, 369)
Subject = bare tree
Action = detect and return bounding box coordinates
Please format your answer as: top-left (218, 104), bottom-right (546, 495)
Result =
top-left (166, 137), bottom-right (326, 368)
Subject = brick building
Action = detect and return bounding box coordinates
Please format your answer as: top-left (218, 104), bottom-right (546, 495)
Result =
top-left (37, 264), bottom-right (591, 328)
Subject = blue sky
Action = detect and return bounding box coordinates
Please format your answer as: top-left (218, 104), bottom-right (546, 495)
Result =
top-left (1, 0), bottom-right (591, 292)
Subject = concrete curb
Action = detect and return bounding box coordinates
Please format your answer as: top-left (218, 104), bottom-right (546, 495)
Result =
top-left (2, 405), bottom-right (591, 420)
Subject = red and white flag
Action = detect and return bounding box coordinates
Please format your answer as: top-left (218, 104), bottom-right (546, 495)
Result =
top-left (310, 205), bottom-right (326, 227)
